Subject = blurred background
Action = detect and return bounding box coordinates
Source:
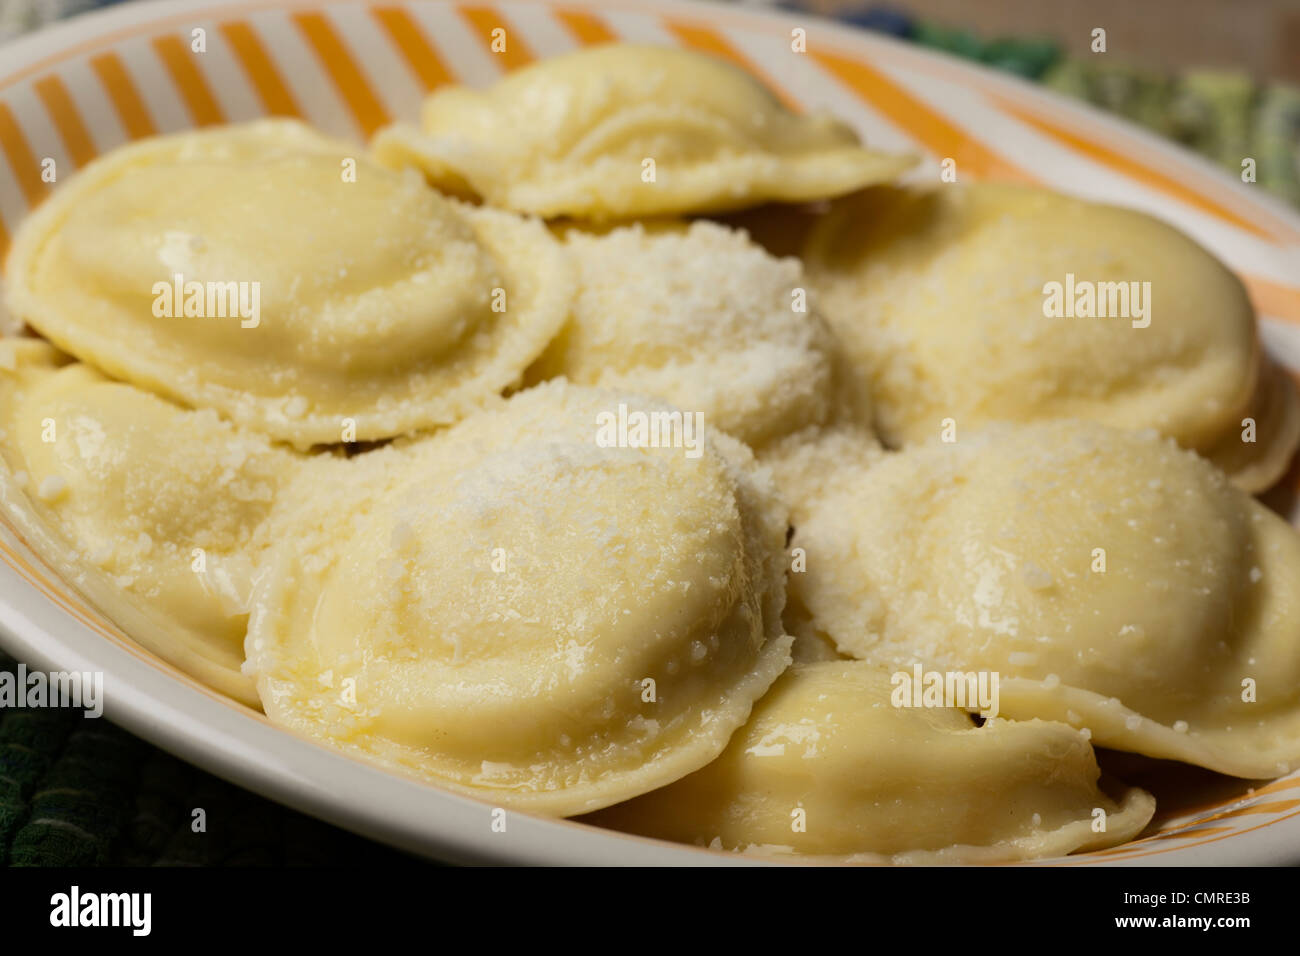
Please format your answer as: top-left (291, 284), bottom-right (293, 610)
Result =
top-left (803, 0), bottom-right (1300, 207)
top-left (0, 0), bottom-right (1296, 867)
top-left (806, 0), bottom-right (1300, 83)
top-left (3, 0), bottom-right (1299, 205)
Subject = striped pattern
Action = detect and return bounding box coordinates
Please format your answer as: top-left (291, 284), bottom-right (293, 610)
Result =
top-left (1, 0), bottom-right (1299, 865)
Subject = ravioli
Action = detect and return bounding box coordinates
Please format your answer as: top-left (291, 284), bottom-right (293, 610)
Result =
top-left (527, 221), bottom-right (848, 448)
top-left (804, 184), bottom-right (1296, 490)
top-left (759, 421), bottom-right (883, 524)
top-left (370, 44), bottom-right (914, 220)
top-left (244, 381), bottom-right (793, 815)
top-left (0, 340), bottom-right (305, 705)
top-left (4, 119), bottom-right (573, 447)
top-left (791, 420), bottom-right (1300, 778)
top-left (1200, 356), bottom-right (1300, 494)
top-left (590, 661), bottom-right (1155, 861)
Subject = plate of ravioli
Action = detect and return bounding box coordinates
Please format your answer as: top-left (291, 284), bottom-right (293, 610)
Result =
top-left (0, 0), bottom-right (1299, 866)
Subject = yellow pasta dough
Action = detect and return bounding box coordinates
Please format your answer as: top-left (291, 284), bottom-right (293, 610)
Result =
top-left (759, 421), bottom-right (884, 524)
top-left (790, 419), bottom-right (1300, 778)
top-left (804, 184), bottom-right (1296, 490)
top-left (244, 381), bottom-right (793, 815)
top-left (4, 119), bottom-right (573, 447)
top-left (0, 340), bottom-right (305, 705)
top-left (527, 220), bottom-right (847, 448)
top-left (371, 44), bottom-right (913, 220)
top-left (1200, 356), bottom-right (1300, 493)
top-left (591, 661), bottom-right (1155, 861)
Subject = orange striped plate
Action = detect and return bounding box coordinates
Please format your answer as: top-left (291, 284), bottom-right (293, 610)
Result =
top-left (1, 0), bottom-right (1299, 865)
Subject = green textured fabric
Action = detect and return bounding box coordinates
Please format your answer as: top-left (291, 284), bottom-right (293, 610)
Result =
top-left (0, 652), bottom-right (415, 866)
top-left (912, 23), bottom-right (1061, 80)
top-left (1043, 59), bottom-right (1300, 206)
top-left (907, 15), bottom-right (1300, 210)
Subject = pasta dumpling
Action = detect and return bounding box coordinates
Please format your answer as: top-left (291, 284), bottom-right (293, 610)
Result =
top-left (1199, 356), bottom-right (1300, 493)
top-left (790, 420), bottom-right (1300, 778)
top-left (371, 44), bottom-right (913, 220)
top-left (244, 381), bottom-right (793, 815)
top-left (758, 421), bottom-right (884, 523)
top-left (4, 120), bottom-right (573, 447)
top-left (527, 221), bottom-right (850, 448)
top-left (0, 340), bottom-right (304, 705)
top-left (803, 184), bottom-right (1296, 490)
top-left (590, 661), bottom-right (1155, 861)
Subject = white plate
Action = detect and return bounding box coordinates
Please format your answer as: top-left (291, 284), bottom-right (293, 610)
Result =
top-left (1, 0), bottom-right (1299, 865)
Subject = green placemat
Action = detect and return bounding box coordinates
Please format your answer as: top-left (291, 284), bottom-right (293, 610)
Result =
top-left (1044, 61), bottom-right (1300, 206)
top-left (0, 650), bottom-right (416, 866)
